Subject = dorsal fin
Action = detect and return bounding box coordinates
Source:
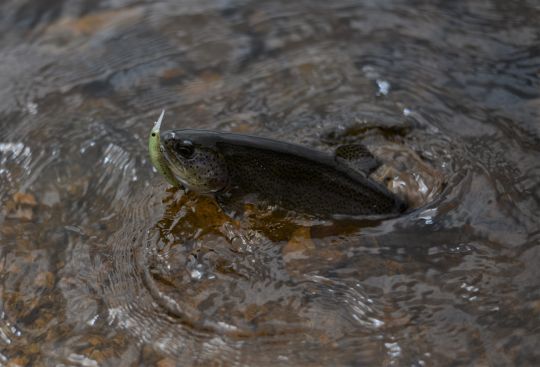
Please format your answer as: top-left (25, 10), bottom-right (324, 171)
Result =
top-left (335, 144), bottom-right (380, 175)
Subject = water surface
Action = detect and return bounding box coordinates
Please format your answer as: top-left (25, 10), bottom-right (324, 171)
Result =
top-left (1, 0), bottom-right (539, 366)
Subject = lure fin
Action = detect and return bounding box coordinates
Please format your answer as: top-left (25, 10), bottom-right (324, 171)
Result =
top-left (152, 109), bottom-right (165, 135)
top-left (334, 144), bottom-right (380, 175)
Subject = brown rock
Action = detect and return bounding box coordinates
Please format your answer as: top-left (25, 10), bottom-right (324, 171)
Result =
top-left (7, 207), bottom-right (33, 221)
top-left (13, 192), bottom-right (37, 206)
top-left (156, 357), bottom-right (178, 367)
top-left (161, 68), bottom-right (185, 80)
top-left (282, 226), bottom-right (315, 262)
top-left (7, 357), bottom-right (29, 367)
top-left (34, 272), bottom-right (55, 289)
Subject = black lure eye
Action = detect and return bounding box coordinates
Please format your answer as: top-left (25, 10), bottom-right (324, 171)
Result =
top-left (174, 140), bottom-right (195, 158)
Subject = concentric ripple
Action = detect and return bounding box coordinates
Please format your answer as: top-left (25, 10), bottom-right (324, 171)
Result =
top-left (96, 184), bottom-right (394, 365)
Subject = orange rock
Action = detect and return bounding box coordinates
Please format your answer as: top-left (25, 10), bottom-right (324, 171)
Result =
top-left (13, 192), bottom-right (37, 206)
top-left (156, 357), bottom-right (178, 367)
top-left (7, 357), bottom-right (29, 367)
top-left (7, 207), bottom-right (33, 221)
top-left (282, 226), bottom-right (314, 261)
top-left (34, 272), bottom-right (55, 289)
top-left (161, 68), bottom-right (185, 80)
top-left (46, 8), bottom-right (143, 37)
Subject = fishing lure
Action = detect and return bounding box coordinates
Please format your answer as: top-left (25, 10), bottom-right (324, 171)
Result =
top-left (148, 110), bottom-right (180, 187)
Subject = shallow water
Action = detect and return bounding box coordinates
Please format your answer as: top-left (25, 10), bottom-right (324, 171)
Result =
top-left (1, 0), bottom-right (539, 365)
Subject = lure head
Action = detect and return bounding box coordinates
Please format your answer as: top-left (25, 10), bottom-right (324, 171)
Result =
top-left (161, 130), bottom-right (229, 193)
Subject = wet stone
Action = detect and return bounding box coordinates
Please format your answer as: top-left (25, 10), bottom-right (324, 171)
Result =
top-left (37, 266), bottom-right (55, 280)
top-left (3, 192), bottom-right (38, 221)
top-left (282, 226), bottom-right (314, 261)
top-left (13, 192), bottom-right (37, 206)
top-left (156, 357), bottom-right (178, 367)
top-left (371, 143), bottom-right (446, 209)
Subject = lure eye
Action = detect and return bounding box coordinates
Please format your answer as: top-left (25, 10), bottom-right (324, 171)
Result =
top-left (174, 140), bottom-right (194, 158)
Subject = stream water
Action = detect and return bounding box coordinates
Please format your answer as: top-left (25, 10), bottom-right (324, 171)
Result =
top-left (1, 0), bottom-right (539, 366)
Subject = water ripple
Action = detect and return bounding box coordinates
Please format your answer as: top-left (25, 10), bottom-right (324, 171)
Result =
top-left (1, 0), bottom-right (539, 365)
